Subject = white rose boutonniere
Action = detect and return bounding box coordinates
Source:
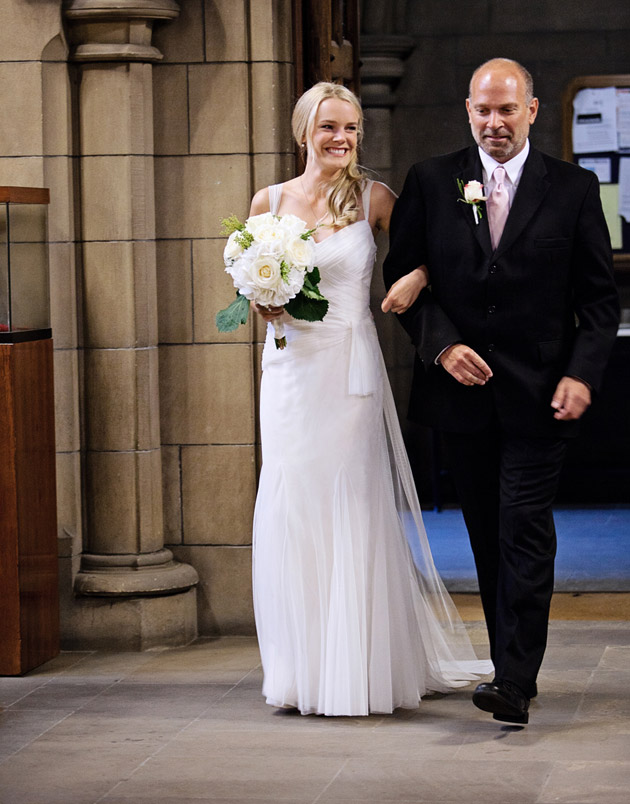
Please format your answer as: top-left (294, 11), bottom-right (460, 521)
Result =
top-left (457, 178), bottom-right (487, 224)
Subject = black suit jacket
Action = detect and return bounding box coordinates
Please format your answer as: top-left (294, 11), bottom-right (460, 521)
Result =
top-left (383, 145), bottom-right (620, 437)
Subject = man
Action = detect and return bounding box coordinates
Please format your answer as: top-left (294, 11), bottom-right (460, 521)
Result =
top-left (383, 58), bottom-right (620, 724)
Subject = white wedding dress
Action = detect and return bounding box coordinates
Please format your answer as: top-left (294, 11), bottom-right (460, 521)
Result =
top-left (253, 181), bottom-right (491, 716)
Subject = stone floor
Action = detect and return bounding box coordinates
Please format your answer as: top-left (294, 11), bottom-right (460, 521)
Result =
top-left (1, 619), bottom-right (630, 804)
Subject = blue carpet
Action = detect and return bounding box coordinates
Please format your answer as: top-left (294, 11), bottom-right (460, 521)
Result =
top-left (423, 506), bottom-right (630, 592)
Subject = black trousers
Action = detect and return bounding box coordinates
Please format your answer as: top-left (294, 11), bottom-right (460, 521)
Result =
top-left (442, 424), bottom-right (568, 698)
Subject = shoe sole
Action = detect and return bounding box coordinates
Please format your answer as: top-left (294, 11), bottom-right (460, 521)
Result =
top-left (472, 690), bottom-right (529, 724)
top-left (493, 711), bottom-right (529, 724)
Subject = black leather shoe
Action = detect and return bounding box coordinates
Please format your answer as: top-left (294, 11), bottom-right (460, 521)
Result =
top-left (472, 681), bottom-right (530, 724)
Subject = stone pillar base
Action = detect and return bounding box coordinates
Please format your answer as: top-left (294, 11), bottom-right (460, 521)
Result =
top-left (61, 586), bottom-right (197, 650)
top-left (74, 548), bottom-right (199, 596)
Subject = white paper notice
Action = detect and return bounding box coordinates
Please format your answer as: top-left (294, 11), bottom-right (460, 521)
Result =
top-left (617, 88), bottom-right (630, 150)
top-left (578, 157), bottom-right (612, 183)
top-left (619, 157), bottom-right (630, 223)
top-left (572, 87), bottom-right (618, 154)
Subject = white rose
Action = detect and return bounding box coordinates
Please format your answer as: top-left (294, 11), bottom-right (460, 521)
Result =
top-left (249, 253), bottom-right (283, 290)
top-left (224, 231), bottom-right (244, 262)
top-left (245, 212), bottom-right (276, 238)
top-left (278, 213), bottom-right (309, 237)
top-left (463, 180), bottom-right (486, 203)
top-left (253, 222), bottom-right (288, 251)
top-left (285, 236), bottom-right (314, 269)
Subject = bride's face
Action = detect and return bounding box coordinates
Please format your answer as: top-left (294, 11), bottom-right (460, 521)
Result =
top-left (308, 98), bottom-right (358, 172)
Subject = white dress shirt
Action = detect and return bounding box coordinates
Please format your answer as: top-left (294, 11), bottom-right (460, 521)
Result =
top-left (479, 138), bottom-right (530, 206)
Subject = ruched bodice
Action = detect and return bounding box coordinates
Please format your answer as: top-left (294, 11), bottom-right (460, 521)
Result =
top-left (262, 186), bottom-right (380, 396)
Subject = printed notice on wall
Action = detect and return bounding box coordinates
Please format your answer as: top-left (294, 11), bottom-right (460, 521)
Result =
top-left (599, 185), bottom-right (623, 249)
top-left (617, 89), bottom-right (630, 151)
top-left (619, 158), bottom-right (630, 223)
top-left (578, 157), bottom-right (612, 184)
top-left (572, 87), bottom-right (618, 154)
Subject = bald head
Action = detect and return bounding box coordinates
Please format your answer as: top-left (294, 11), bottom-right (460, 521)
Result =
top-left (466, 58), bottom-right (538, 163)
top-left (469, 58), bottom-right (534, 104)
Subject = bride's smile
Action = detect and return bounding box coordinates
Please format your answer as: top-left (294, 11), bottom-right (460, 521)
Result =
top-left (308, 97), bottom-right (358, 172)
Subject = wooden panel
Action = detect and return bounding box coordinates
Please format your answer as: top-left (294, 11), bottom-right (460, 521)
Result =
top-left (15, 340), bottom-right (59, 672)
top-left (294, 1), bottom-right (361, 94)
top-left (0, 339), bottom-right (59, 675)
top-left (0, 347), bottom-right (21, 675)
top-left (0, 187), bottom-right (50, 205)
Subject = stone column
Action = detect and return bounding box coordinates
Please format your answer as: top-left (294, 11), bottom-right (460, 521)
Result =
top-left (361, 34), bottom-right (415, 408)
top-left (64, 0), bottom-right (198, 649)
top-left (360, 34), bottom-right (415, 185)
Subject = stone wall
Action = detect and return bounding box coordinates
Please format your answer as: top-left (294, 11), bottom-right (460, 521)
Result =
top-left (388, 0), bottom-right (630, 191)
top-left (0, 1), bottom-right (85, 631)
top-left (0, 0), bottom-right (295, 648)
top-left (153, 0), bottom-right (294, 635)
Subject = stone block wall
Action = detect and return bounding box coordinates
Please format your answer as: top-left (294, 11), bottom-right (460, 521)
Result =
top-left (389, 0), bottom-right (630, 192)
top-left (152, 0), bottom-right (295, 635)
top-left (0, 2), bottom-right (84, 610)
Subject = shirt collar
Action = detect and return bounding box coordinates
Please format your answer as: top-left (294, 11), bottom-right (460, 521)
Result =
top-left (478, 139), bottom-right (530, 186)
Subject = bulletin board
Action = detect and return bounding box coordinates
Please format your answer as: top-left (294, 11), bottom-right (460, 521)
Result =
top-left (562, 75), bottom-right (630, 272)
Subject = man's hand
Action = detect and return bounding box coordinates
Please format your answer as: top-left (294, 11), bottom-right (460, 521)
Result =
top-left (551, 376), bottom-right (591, 421)
top-left (381, 266), bottom-right (429, 314)
top-left (440, 344), bottom-right (493, 386)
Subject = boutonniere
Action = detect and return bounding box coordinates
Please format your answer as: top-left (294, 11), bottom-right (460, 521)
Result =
top-left (456, 179), bottom-right (487, 224)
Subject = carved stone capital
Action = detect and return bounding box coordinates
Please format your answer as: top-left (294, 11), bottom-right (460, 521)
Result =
top-left (360, 35), bottom-right (415, 108)
top-left (63, 0), bottom-right (180, 62)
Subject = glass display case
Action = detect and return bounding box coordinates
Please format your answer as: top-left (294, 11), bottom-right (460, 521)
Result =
top-left (0, 186), bottom-right (50, 340)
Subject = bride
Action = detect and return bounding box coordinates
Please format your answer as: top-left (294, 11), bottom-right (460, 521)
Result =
top-left (250, 82), bottom-right (491, 716)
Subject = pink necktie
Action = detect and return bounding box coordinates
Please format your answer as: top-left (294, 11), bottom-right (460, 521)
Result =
top-left (487, 166), bottom-right (509, 250)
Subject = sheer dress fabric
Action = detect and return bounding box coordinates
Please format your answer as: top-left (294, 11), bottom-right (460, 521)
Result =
top-left (253, 181), bottom-right (492, 716)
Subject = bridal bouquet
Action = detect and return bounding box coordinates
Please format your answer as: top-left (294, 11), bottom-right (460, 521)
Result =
top-left (216, 212), bottom-right (328, 349)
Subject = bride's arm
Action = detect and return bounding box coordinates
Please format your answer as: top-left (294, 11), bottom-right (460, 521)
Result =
top-left (370, 183), bottom-right (429, 315)
top-left (381, 267), bottom-right (429, 314)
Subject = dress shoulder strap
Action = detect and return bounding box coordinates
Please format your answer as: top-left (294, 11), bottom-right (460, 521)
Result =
top-left (268, 183), bottom-right (283, 215)
top-left (361, 179), bottom-right (374, 221)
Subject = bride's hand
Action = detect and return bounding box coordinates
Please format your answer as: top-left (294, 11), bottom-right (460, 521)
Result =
top-left (381, 265), bottom-right (429, 314)
top-left (253, 303), bottom-right (285, 322)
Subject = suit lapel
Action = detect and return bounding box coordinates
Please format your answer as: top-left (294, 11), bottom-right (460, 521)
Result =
top-left (453, 147), bottom-right (492, 257)
top-left (495, 147), bottom-right (550, 257)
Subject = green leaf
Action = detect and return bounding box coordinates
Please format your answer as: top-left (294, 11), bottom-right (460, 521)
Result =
top-left (307, 266), bottom-right (321, 284)
top-left (299, 266), bottom-right (326, 300)
top-left (215, 293), bottom-right (250, 332)
top-left (285, 291), bottom-right (328, 322)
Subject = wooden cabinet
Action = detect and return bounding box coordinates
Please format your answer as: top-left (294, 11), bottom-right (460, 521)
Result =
top-left (0, 337), bottom-right (59, 674)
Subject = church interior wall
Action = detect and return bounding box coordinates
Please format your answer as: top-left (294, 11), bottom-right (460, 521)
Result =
top-left (1, 0), bottom-right (628, 649)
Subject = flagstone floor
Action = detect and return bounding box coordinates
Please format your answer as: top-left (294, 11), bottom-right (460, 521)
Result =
top-left (1, 619), bottom-right (630, 804)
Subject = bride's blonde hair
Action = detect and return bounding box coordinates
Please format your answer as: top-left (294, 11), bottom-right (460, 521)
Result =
top-left (292, 82), bottom-right (367, 228)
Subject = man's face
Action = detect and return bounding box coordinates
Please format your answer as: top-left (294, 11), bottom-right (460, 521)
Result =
top-left (466, 67), bottom-right (538, 163)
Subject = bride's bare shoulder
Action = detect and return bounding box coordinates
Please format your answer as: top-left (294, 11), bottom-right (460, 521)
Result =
top-left (250, 186), bottom-right (270, 215)
top-left (250, 179), bottom-right (301, 215)
top-left (367, 181), bottom-right (397, 232)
